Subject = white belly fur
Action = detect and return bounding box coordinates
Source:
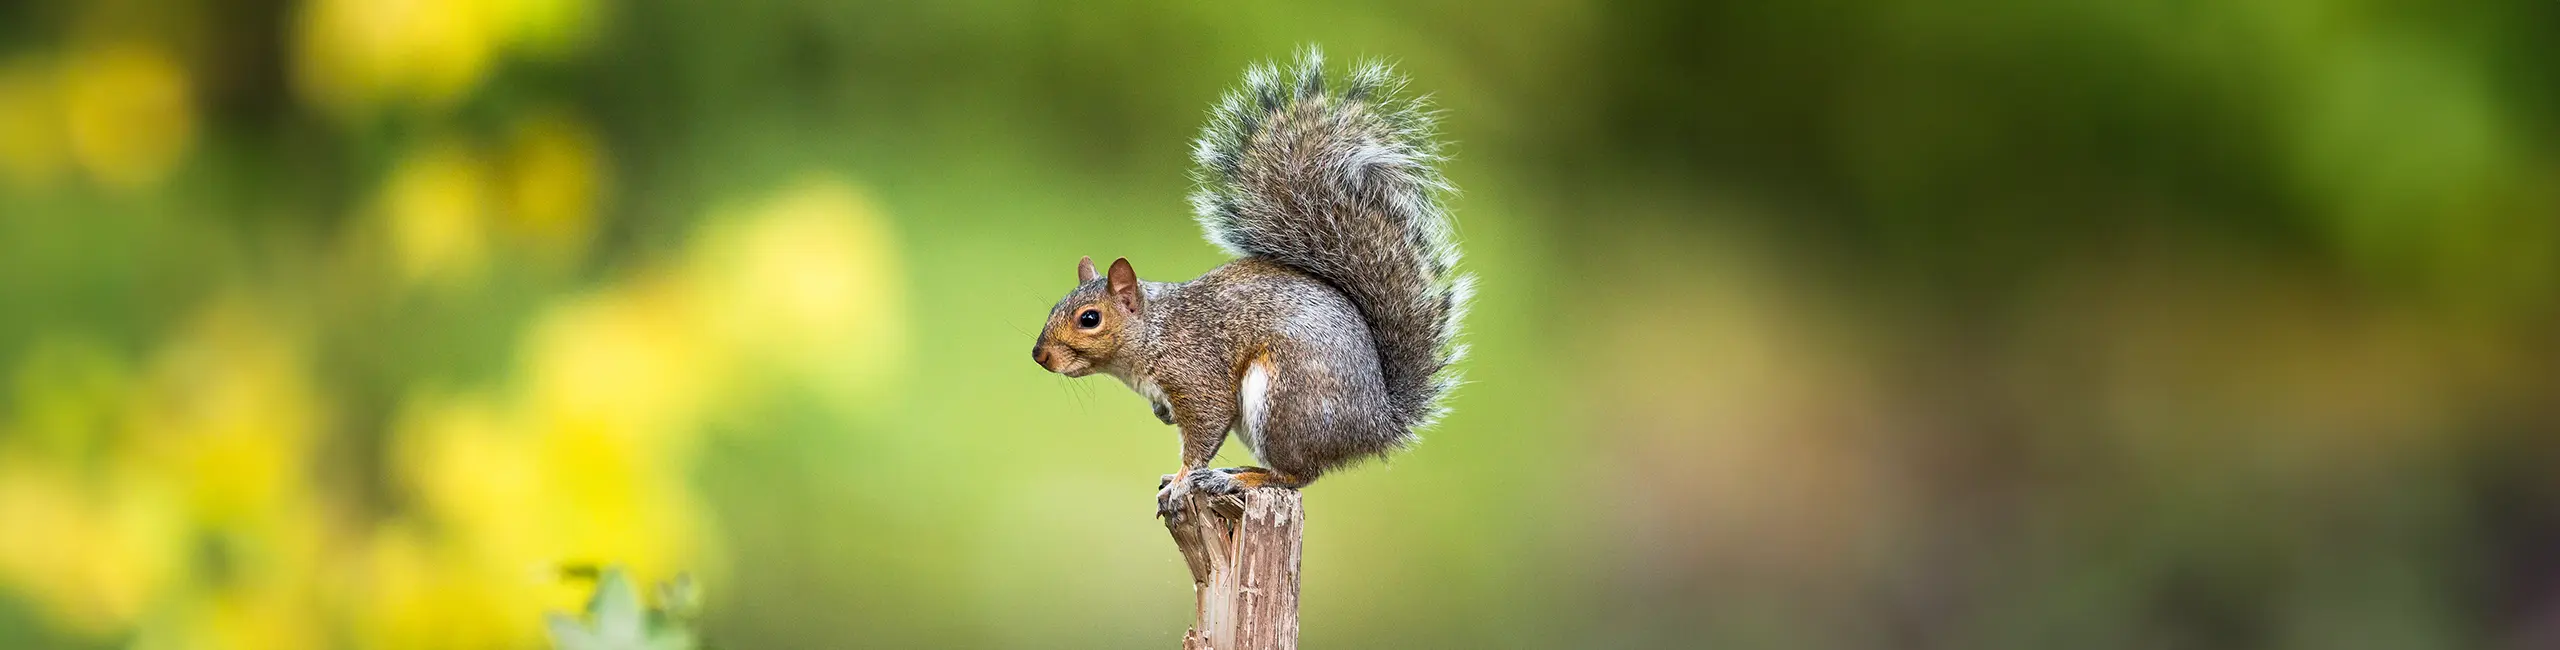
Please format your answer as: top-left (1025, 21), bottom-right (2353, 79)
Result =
top-left (1237, 361), bottom-right (1273, 462)
top-left (1124, 375), bottom-right (1167, 404)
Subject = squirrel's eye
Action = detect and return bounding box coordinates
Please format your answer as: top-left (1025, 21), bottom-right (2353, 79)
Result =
top-left (1077, 309), bottom-right (1102, 329)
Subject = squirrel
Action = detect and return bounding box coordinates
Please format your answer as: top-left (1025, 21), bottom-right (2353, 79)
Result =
top-left (1029, 48), bottom-right (1472, 518)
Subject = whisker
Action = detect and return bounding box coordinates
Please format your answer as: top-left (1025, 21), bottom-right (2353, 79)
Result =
top-left (1058, 376), bottom-right (1091, 414)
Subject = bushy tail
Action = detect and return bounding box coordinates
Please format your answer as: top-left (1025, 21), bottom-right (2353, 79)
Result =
top-left (1190, 48), bottom-right (1472, 430)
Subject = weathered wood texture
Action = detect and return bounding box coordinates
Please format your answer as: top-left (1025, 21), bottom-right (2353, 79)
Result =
top-left (1166, 487), bottom-right (1303, 650)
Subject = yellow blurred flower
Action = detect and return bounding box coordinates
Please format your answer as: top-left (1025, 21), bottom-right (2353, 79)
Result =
top-left (394, 394), bottom-right (601, 620)
top-left (520, 278), bottom-right (718, 450)
top-left (687, 176), bottom-right (907, 399)
top-left (191, 593), bottom-right (322, 650)
top-left (392, 398), bottom-right (680, 638)
top-left (131, 567), bottom-right (327, 650)
top-left (493, 0), bottom-right (597, 59)
top-left (125, 302), bottom-right (324, 526)
top-left (534, 417), bottom-right (705, 590)
top-left (0, 170), bottom-right (911, 647)
top-left (294, 0), bottom-right (500, 116)
top-left (291, 0), bottom-right (602, 117)
top-left (501, 111), bottom-right (609, 261)
top-left (348, 523), bottom-right (541, 650)
top-left (0, 338), bottom-right (179, 635)
top-left (152, 508), bottom-right (331, 650)
top-left (0, 326), bottom-right (340, 648)
top-left (394, 395), bottom-right (540, 562)
top-left (382, 142), bottom-right (496, 287)
top-left (385, 278), bottom-right (724, 644)
top-left (0, 57), bottom-right (63, 188)
top-left (60, 42), bottom-right (193, 190)
top-left (0, 460), bottom-right (184, 636)
top-left (515, 282), bottom-right (718, 586)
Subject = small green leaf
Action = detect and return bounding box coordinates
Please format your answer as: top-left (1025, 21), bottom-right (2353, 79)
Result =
top-left (589, 570), bottom-right (645, 644)
top-left (547, 566), bottom-right (702, 650)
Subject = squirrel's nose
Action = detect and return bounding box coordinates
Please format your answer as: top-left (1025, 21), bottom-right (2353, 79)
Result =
top-left (1033, 346), bottom-right (1052, 370)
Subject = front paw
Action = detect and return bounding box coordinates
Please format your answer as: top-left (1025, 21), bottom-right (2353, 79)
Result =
top-left (1155, 478), bottom-right (1193, 520)
top-left (1185, 467), bottom-right (1248, 496)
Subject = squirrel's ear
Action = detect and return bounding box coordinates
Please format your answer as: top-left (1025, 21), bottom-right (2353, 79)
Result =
top-left (1107, 258), bottom-right (1143, 312)
top-left (1076, 256), bottom-right (1099, 283)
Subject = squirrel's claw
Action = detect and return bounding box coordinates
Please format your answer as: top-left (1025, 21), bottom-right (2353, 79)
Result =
top-left (1155, 469), bottom-right (1194, 520)
top-left (1154, 485), bottom-right (1184, 521)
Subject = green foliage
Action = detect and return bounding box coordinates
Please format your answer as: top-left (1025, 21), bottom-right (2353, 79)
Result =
top-left (548, 567), bottom-right (702, 650)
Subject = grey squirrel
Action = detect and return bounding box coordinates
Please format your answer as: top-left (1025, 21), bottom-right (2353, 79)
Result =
top-left (1029, 49), bottom-right (1472, 518)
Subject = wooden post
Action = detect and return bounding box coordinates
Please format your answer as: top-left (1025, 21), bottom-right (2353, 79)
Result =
top-left (1165, 487), bottom-right (1303, 650)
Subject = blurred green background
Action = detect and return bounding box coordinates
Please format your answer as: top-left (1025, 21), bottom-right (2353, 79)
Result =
top-left (2, 0), bottom-right (2558, 648)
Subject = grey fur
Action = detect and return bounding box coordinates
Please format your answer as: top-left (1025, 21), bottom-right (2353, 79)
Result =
top-left (1189, 47), bottom-right (1472, 430)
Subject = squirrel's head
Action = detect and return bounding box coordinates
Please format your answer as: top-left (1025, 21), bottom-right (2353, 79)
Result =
top-left (1032, 256), bottom-right (1145, 378)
